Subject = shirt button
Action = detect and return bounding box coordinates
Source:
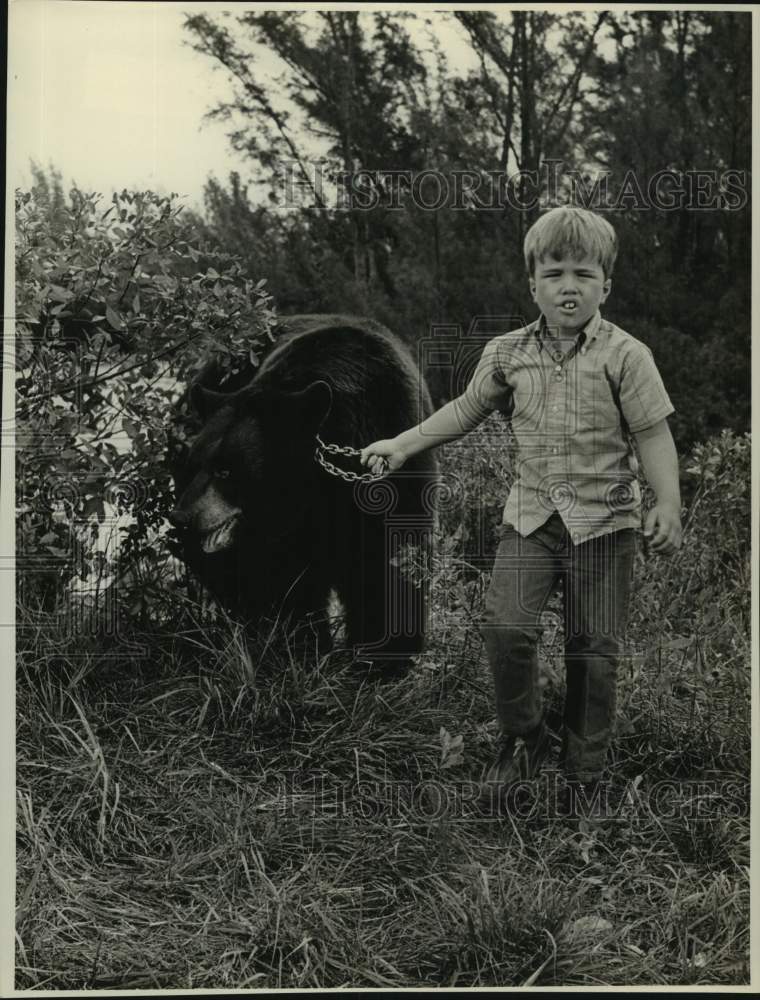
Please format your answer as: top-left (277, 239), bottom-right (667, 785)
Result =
top-left (554, 373), bottom-right (563, 382)
top-left (552, 405), bottom-right (559, 412)
top-left (554, 364), bottom-right (562, 372)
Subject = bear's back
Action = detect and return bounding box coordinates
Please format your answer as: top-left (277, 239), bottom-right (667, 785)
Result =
top-left (254, 315), bottom-right (433, 444)
top-left (261, 314), bottom-right (421, 390)
top-left (181, 314), bottom-right (434, 458)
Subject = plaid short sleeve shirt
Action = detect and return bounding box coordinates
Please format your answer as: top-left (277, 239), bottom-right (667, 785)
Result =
top-left (461, 311), bottom-right (675, 545)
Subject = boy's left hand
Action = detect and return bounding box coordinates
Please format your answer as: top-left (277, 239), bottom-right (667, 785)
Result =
top-left (643, 504), bottom-right (682, 556)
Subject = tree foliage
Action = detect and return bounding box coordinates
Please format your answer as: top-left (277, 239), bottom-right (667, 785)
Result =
top-left (184, 9), bottom-right (750, 444)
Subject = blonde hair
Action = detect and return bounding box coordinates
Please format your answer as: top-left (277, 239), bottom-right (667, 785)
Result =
top-left (524, 206), bottom-right (618, 278)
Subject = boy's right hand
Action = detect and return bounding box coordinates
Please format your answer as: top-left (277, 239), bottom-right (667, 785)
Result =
top-left (360, 438), bottom-right (407, 476)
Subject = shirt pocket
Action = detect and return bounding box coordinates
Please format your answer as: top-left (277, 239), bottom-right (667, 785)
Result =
top-left (574, 369), bottom-right (621, 430)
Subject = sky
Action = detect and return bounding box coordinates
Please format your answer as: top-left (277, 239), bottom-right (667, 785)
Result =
top-left (9, 0), bottom-right (478, 213)
top-left (10, 1), bottom-right (251, 210)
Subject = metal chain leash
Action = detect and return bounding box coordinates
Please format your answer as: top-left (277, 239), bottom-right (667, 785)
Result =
top-left (315, 434), bottom-right (389, 483)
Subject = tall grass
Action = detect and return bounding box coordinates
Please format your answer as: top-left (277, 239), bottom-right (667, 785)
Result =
top-left (16, 430), bottom-right (750, 988)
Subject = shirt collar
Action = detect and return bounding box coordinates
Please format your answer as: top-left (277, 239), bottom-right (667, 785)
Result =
top-left (533, 310), bottom-right (602, 351)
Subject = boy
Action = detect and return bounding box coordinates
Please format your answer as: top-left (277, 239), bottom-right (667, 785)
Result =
top-left (360, 206), bottom-right (681, 801)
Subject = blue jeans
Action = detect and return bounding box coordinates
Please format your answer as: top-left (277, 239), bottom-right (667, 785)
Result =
top-left (480, 513), bottom-right (638, 781)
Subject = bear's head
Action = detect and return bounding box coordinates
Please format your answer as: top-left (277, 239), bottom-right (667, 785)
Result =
top-left (169, 379), bottom-right (333, 555)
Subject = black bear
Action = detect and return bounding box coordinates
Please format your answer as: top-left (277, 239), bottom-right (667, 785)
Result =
top-left (169, 314), bottom-right (437, 675)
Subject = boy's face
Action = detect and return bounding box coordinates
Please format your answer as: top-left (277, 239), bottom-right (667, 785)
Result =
top-left (529, 254), bottom-right (611, 334)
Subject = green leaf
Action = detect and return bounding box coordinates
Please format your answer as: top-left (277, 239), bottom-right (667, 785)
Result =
top-left (106, 305), bottom-right (124, 330)
top-left (439, 726), bottom-right (465, 769)
top-left (83, 497), bottom-right (105, 520)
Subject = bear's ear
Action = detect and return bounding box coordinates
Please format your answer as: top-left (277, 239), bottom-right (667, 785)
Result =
top-left (190, 384), bottom-right (230, 420)
top-left (289, 380), bottom-right (333, 430)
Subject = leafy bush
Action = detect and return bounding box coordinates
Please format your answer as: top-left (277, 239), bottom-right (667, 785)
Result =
top-left (15, 179), bottom-right (276, 631)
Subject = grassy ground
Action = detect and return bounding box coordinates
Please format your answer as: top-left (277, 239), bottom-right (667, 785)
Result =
top-left (16, 432), bottom-right (751, 989)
